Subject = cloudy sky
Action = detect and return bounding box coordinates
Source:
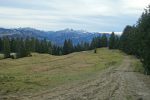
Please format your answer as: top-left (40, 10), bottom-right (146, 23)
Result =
top-left (0, 0), bottom-right (149, 32)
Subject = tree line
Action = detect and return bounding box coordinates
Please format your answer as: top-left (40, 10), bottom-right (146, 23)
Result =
top-left (0, 37), bottom-right (52, 58)
top-left (0, 34), bottom-right (109, 58)
top-left (108, 5), bottom-right (150, 74)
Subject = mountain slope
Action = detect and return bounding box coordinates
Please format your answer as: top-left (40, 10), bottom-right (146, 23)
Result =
top-left (0, 28), bottom-right (110, 45)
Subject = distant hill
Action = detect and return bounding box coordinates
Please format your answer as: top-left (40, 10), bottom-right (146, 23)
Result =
top-left (0, 27), bottom-right (110, 45)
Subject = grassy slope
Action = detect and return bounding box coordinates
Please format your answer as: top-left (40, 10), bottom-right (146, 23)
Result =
top-left (0, 48), bottom-right (129, 95)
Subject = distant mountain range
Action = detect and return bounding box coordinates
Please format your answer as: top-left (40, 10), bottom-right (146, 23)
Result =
top-left (0, 27), bottom-right (110, 45)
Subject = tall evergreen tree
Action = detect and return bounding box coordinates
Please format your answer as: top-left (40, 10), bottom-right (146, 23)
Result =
top-left (48, 41), bottom-right (52, 54)
top-left (83, 42), bottom-right (90, 50)
top-left (109, 32), bottom-right (116, 49)
top-left (100, 34), bottom-right (108, 47)
top-left (90, 37), bottom-right (99, 49)
top-left (63, 39), bottom-right (73, 55)
top-left (25, 38), bottom-right (31, 56)
top-left (35, 38), bottom-right (40, 53)
top-left (10, 38), bottom-right (17, 52)
top-left (16, 38), bottom-right (25, 58)
top-left (0, 38), bottom-right (2, 52)
top-left (19, 38), bottom-right (27, 57)
top-left (30, 37), bottom-right (36, 52)
top-left (3, 37), bottom-right (10, 58)
top-left (114, 35), bottom-right (120, 49)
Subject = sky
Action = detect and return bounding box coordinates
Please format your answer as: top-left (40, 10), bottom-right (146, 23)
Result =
top-left (0, 0), bottom-right (150, 32)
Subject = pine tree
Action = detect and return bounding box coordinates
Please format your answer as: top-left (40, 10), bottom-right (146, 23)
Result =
top-left (20, 38), bottom-right (26, 57)
top-left (83, 42), bottom-right (90, 50)
top-left (114, 35), bottom-right (120, 49)
top-left (0, 38), bottom-right (2, 52)
top-left (35, 39), bottom-right (40, 53)
top-left (30, 37), bottom-right (36, 52)
top-left (52, 45), bottom-right (58, 55)
top-left (67, 39), bottom-right (73, 53)
top-left (16, 38), bottom-right (25, 58)
top-left (90, 37), bottom-right (98, 49)
top-left (74, 43), bottom-right (82, 52)
top-left (63, 39), bottom-right (68, 55)
top-left (10, 38), bottom-right (17, 52)
top-left (3, 37), bottom-right (10, 58)
top-left (48, 41), bottom-right (52, 54)
top-left (25, 38), bottom-right (31, 56)
top-left (63, 39), bottom-right (73, 55)
top-left (109, 32), bottom-right (116, 49)
top-left (100, 34), bottom-right (108, 47)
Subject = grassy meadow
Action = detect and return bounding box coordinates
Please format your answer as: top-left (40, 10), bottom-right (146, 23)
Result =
top-left (0, 48), bottom-right (130, 96)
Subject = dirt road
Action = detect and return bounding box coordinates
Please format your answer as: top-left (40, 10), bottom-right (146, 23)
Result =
top-left (0, 55), bottom-right (147, 100)
top-left (22, 56), bottom-right (149, 100)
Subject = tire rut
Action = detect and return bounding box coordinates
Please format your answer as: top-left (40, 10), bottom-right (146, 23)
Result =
top-left (15, 56), bottom-right (150, 100)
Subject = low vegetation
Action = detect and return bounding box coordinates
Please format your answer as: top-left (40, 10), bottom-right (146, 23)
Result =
top-left (0, 48), bottom-right (125, 96)
top-left (130, 56), bottom-right (144, 73)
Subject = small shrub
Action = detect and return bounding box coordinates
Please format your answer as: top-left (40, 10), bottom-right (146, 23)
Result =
top-left (94, 48), bottom-right (97, 53)
top-left (28, 54), bottom-right (32, 57)
top-left (132, 60), bottom-right (144, 73)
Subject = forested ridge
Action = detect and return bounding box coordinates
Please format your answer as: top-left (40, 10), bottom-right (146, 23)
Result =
top-left (0, 34), bottom-right (108, 58)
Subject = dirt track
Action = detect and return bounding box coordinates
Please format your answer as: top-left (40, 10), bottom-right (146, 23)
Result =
top-left (22, 56), bottom-right (149, 100)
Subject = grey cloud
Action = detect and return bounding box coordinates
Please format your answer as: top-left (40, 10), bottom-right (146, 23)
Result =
top-left (0, 0), bottom-right (148, 32)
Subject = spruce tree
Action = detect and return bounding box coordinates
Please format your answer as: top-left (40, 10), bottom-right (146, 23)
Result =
top-left (90, 37), bottom-right (98, 49)
top-left (63, 39), bottom-right (68, 55)
top-left (30, 37), bottom-right (36, 52)
top-left (109, 32), bottom-right (116, 49)
top-left (35, 39), bottom-right (40, 53)
top-left (48, 41), bottom-right (52, 54)
top-left (10, 38), bottom-right (17, 52)
top-left (16, 38), bottom-right (22, 58)
top-left (3, 37), bottom-right (10, 58)
top-left (25, 38), bottom-right (31, 56)
top-left (101, 34), bottom-right (108, 47)
top-left (20, 38), bottom-right (27, 57)
top-left (0, 38), bottom-right (2, 52)
top-left (67, 39), bottom-right (73, 53)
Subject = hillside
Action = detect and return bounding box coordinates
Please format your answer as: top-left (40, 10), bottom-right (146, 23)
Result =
top-left (0, 48), bottom-right (149, 100)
